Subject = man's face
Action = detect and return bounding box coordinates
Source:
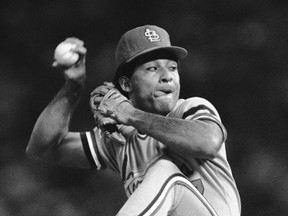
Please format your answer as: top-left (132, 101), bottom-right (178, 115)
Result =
top-left (128, 58), bottom-right (180, 115)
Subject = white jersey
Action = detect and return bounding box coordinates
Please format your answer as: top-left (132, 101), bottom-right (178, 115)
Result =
top-left (80, 97), bottom-right (241, 216)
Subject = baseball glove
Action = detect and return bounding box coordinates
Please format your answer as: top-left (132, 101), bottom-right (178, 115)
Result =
top-left (97, 88), bottom-right (130, 117)
top-left (90, 88), bottom-right (130, 127)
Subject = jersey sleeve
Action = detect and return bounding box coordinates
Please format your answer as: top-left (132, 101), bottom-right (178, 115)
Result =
top-left (80, 131), bottom-right (106, 170)
top-left (174, 97), bottom-right (227, 141)
top-left (80, 128), bottom-right (126, 172)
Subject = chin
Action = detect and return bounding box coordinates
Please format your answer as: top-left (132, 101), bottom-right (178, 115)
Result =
top-left (154, 102), bottom-right (175, 115)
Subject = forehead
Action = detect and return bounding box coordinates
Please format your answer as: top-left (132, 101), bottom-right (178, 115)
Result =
top-left (132, 49), bottom-right (179, 67)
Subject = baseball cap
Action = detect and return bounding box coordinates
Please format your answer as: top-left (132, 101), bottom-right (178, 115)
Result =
top-left (115, 25), bottom-right (188, 68)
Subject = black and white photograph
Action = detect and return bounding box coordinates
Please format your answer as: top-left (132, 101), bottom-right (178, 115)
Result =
top-left (0, 1), bottom-right (288, 215)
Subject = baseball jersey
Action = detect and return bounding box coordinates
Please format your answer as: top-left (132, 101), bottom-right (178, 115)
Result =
top-left (80, 97), bottom-right (241, 215)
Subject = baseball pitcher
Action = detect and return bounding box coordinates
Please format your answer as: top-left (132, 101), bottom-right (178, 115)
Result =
top-left (27, 25), bottom-right (241, 216)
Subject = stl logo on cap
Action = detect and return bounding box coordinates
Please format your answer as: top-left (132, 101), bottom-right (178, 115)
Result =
top-left (144, 29), bottom-right (160, 42)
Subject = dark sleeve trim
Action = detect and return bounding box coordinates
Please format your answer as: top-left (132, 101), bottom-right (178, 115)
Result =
top-left (182, 105), bottom-right (217, 119)
top-left (80, 132), bottom-right (97, 169)
top-left (89, 130), bottom-right (106, 170)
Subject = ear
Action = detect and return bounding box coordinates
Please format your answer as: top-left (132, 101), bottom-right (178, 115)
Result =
top-left (119, 76), bottom-right (132, 93)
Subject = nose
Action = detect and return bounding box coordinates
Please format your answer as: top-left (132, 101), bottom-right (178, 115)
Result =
top-left (160, 67), bottom-right (173, 83)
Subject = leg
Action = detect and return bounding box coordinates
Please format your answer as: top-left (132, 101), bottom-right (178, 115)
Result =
top-left (117, 159), bottom-right (218, 216)
top-left (168, 179), bottom-right (218, 216)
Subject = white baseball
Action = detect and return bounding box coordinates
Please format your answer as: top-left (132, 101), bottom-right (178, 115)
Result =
top-left (54, 42), bottom-right (79, 66)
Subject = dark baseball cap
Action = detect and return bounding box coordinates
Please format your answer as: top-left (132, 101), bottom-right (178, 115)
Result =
top-left (115, 25), bottom-right (188, 68)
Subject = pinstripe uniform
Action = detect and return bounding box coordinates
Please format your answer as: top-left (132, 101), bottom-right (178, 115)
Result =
top-left (81, 97), bottom-right (241, 216)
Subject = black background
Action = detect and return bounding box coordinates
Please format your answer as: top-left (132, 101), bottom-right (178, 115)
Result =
top-left (1, 0), bottom-right (288, 215)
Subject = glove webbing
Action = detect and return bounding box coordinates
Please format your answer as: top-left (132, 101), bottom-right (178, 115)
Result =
top-left (97, 89), bottom-right (130, 117)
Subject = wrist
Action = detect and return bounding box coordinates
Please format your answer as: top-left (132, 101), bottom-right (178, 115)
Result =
top-left (63, 64), bottom-right (86, 87)
top-left (126, 107), bottom-right (145, 126)
top-left (62, 79), bottom-right (85, 102)
top-left (116, 101), bottom-right (136, 125)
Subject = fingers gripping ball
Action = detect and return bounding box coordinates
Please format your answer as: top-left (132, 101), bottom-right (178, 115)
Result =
top-left (54, 42), bottom-right (79, 67)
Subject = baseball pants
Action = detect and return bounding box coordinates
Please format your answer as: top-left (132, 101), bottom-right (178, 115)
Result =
top-left (117, 159), bottom-right (218, 216)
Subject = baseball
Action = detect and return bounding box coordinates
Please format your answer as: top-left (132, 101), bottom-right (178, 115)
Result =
top-left (54, 42), bottom-right (79, 66)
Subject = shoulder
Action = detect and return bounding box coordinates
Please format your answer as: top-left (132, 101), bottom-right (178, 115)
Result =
top-left (175, 97), bottom-right (217, 110)
top-left (172, 97), bottom-right (228, 142)
top-left (171, 97), bottom-right (221, 119)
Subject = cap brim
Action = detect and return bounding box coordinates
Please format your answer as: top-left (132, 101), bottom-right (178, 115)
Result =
top-left (126, 46), bottom-right (188, 63)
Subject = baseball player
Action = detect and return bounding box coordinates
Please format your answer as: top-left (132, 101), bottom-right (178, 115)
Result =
top-left (27, 25), bottom-right (241, 215)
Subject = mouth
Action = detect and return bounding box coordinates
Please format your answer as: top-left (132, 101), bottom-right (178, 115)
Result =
top-left (154, 89), bottom-right (173, 98)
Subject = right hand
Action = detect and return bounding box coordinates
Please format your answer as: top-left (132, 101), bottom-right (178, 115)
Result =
top-left (53, 37), bottom-right (87, 85)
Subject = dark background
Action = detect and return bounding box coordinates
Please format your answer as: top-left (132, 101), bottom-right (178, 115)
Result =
top-left (1, 0), bottom-right (288, 215)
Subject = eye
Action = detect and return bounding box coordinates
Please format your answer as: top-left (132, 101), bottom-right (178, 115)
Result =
top-left (169, 65), bottom-right (178, 72)
top-left (146, 66), bottom-right (158, 72)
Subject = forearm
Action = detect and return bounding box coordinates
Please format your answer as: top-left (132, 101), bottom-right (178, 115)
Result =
top-left (26, 80), bottom-right (84, 158)
top-left (128, 109), bottom-right (224, 159)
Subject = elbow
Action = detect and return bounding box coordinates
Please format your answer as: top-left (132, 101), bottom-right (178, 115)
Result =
top-left (204, 140), bottom-right (222, 159)
top-left (26, 143), bottom-right (39, 161)
top-left (203, 120), bottom-right (225, 159)
top-left (182, 121), bottom-right (225, 160)
top-left (203, 132), bottom-right (224, 159)
top-left (26, 138), bottom-right (47, 161)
